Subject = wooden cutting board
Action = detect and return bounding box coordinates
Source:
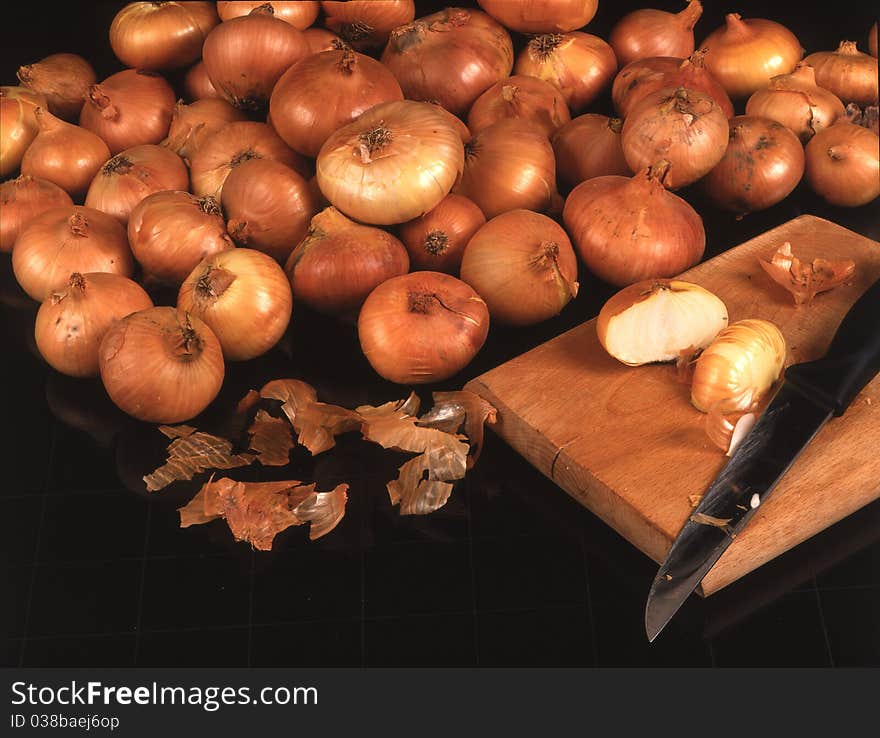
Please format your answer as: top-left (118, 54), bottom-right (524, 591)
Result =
top-left (465, 215), bottom-right (880, 595)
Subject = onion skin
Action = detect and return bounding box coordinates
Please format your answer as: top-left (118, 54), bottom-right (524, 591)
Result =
top-left (476, 0), bottom-right (598, 34)
top-left (128, 191), bottom-right (234, 286)
top-left (562, 164), bottom-right (705, 287)
top-left (13, 206), bottom-right (133, 301)
top-left (0, 176), bottom-right (73, 253)
top-left (610, 1), bottom-right (703, 69)
top-left (552, 114), bottom-right (631, 188)
top-left (398, 194), bottom-right (485, 275)
top-left (183, 61), bottom-right (222, 101)
top-left (870, 23), bottom-right (878, 59)
top-left (702, 116), bottom-right (805, 215)
top-left (269, 48), bottom-right (403, 158)
top-left (1, 86), bottom-right (46, 178)
top-left (805, 119), bottom-right (880, 207)
top-left (358, 271), bottom-right (489, 385)
top-left (804, 40), bottom-right (879, 106)
top-left (303, 27), bottom-right (344, 54)
top-left (99, 307), bottom-right (225, 424)
top-left (217, 1), bottom-right (320, 29)
top-left (178, 248), bottom-right (292, 361)
top-left (459, 210), bottom-right (578, 326)
top-left (321, 1), bottom-right (415, 50)
top-left (35, 272), bottom-right (154, 378)
top-left (468, 75), bottom-right (571, 138)
top-left (380, 8), bottom-right (513, 117)
top-left (16, 53), bottom-right (96, 120)
top-left (162, 98), bottom-right (248, 164)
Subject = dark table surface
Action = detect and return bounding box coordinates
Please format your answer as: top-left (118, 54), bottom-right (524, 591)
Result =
top-left (2, 1), bottom-right (879, 668)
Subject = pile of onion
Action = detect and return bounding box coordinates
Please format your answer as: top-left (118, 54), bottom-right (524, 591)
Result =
top-left (358, 271), bottom-right (489, 385)
top-left (16, 53), bottom-right (95, 120)
top-left (514, 32), bottom-right (617, 113)
top-left (380, 7), bottom-right (513, 116)
top-left (183, 61), bottom-right (221, 101)
top-left (804, 41), bottom-right (879, 106)
top-left (218, 1), bottom-right (320, 29)
top-left (322, 0), bottom-right (415, 50)
top-left (609, 0), bottom-right (703, 68)
top-left (0, 176), bottom-right (72, 253)
top-left (1, 86), bottom-right (45, 177)
top-left (562, 163), bottom-right (705, 286)
top-left (460, 210), bottom-right (579, 326)
top-left (476, 0), bottom-right (598, 33)
top-left (128, 191), bottom-right (234, 286)
top-left (702, 116), bottom-right (805, 214)
top-left (552, 114), bottom-right (631, 188)
top-left (398, 194), bottom-right (486, 274)
top-left (467, 75), bottom-right (571, 138)
top-left (162, 98), bottom-right (247, 164)
top-left (805, 117), bottom-right (880, 207)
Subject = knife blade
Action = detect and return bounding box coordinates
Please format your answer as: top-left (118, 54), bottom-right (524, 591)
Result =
top-left (645, 276), bottom-right (880, 642)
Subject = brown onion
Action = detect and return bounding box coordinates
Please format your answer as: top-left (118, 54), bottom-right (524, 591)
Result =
top-left (80, 69), bottom-right (176, 155)
top-left (0, 86), bottom-right (46, 178)
top-left (0, 176), bottom-right (72, 253)
top-left (621, 86), bottom-right (729, 189)
top-left (476, 0), bottom-right (597, 33)
top-left (609, 1), bottom-right (702, 68)
top-left (85, 145), bottom-right (189, 224)
top-left (870, 23), bottom-right (878, 58)
top-left (428, 102), bottom-right (472, 143)
top-left (270, 48), bottom-right (403, 157)
top-left (128, 191), bottom-right (234, 286)
top-left (468, 75), bottom-right (571, 138)
top-left (358, 271), bottom-right (489, 384)
top-left (317, 100), bottom-right (464, 225)
top-left (702, 116), bottom-right (804, 214)
top-left (183, 61), bottom-right (222, 101)
top-left (398, 194), bottom-right (485, 274)
top-left (285, 207), bottom-right (409, 318)
top-left (303, 27), bottom-right (344, 54)
top-left (380, 7), bottom-right (513, 117)
top-left (13, 206), bottom-right (133, 301)
top-left (322, 1), bottom-right (415, 50)
top-left (16, 53), bottom-right (96, 120)
top-left (805, 118), bottom-right (880, 207)
top-left (99, 307), bottom-right (225, 424)
top-left (745, 63), bottom-right (845, 143)
top-left (162, 98), bottom-right (248, 164)
top-left (612, 50), bottom-right (735, 119)
top-left (20, 107), bottom-right (111, 196)
top-left (699, 13), bottom-right (803, 100)
top-left (552, 114), bottom-right (630, 188)
top-left (514, 32), bottom-right (617, 113)
top-left (222, 158), bottom-right (319, 263)
top-left (460, 210), bottom-right (578, 326)
top-left (562, 163), bottom-right (705, 286)
top-left (454, 119), bottom-right (558, 219)
top-left (805, 40), bottom-right (879, 106)
top-left (218, 1), bottom-right (319, 28)
top-left (35, 272), bottom-right (153, 377)
top-left (202, 7), bottom-right (309, 111)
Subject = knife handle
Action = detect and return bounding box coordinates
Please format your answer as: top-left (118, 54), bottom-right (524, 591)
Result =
top-left (785, 278), bottom-right (880, 416)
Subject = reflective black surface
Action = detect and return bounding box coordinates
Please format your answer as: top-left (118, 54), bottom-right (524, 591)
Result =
top-left (2, 1), bottom-right (879, 667)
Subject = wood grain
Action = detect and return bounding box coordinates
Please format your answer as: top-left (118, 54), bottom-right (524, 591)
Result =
top-left (465, 215), bottom-right (880, 595)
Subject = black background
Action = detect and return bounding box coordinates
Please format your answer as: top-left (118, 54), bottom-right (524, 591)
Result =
top-left (1, 1), bottom-right (878, 668)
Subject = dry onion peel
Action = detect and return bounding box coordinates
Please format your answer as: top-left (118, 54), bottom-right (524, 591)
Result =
top-left (758, 242), bottom-right (856, 306)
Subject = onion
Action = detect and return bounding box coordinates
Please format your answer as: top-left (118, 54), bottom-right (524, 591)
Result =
top-left (552, 114), bottom-right (630, 188)
top-left (609, 1), bottom-right (703, 68)
top-left (162, 98), bottom-right (248, 164)
top-left (0, 86), bottom-right (46, 178)
top-left (805, 40), bottom-right (879, 106)
top-left (428, 102), bottom-right (472, 143)
top-left (0, 176), bottom-right (72, 253)
top-left (189, 120), bottom-right (307, 198)
top-left (380, 7), bottom-right (513, 117)
top-left (321, 1), bottom-right (415, 50)
top-left (35, 272), bottom-right (153, 377)
top-left (562, 163), bottom-right (705, 287)
top-left (269, 47), bottom-right (403, 158)
top-left (398, 194), bottom-right (485, 274)
top-left (699, 13), bottom-right (803, 100)
top-left (128, 191), bottom-right (234, 286)
top-left (316, 100), bottom-right (464, 226)
top-left (217, 1), bottom-right (319, 28)
top-left (202, 6), bottom-right (309, 111)
top-left (178, 248), bottom-right (292, 361)
top-left (805, 117), bottom-right (880, 207)
top-left (99, 306), bottom-right (225, 424)
top-left (514, 32), bottom-right (617, 113)
top-left (702, 116), bottom-right (805, 215)
top-left (621, 86), bottom-right (729, 189)
top-left (745, 63), bottom-right (845, 143)
top-left (110, 2), bottom-right (218, 70)
top-left (85, 145), bottom-right (189, 224)
top-left (612, 50), bottom-right (735, 119)
top-left (358, 271), bottom-right (489, 384)
top-left (460, 210), bottom-right (578, 326)
top-left (870, 23), bottom-right (878, 58)
top-left (476, 0), bottom-right (598, 33)
top-left (303, 27), bottom-right (344, 54)
top-left (13, 206), bottom-right (133, 301)
top-left (468, 75), bottom-right (571, 138)
top-left (285, 207), bottom-right (409, 318)
top-left (454, 119), bottom-right (558, 219)
top-left (183, 61), bottom-right (222, 101)
top-left (222, 158), bottom-right (319, 263)
top-left (80, 69), bottom-right (176, 155)
top-left (16, 53), bottom-right (96, 120)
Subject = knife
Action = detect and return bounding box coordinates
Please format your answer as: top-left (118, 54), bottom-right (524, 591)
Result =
top-left (645, 276), bottom-right (880, 642)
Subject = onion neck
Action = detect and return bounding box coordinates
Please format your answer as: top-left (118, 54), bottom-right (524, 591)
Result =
top-left (608, 117), bottom-right (623, 134)
top-left (661, 87), bottom-right (713, 121)
top-left (340, 20), bottom-right (374, 43)
top-left (16, 64), bottom-right (34, 86)
top-left (67, 212), bottom-right (89, 237)
top-left (677, 0), bottom-right (703, 30)
top-left (723, 13), bottom-right (753, 41)
top-left (644, 160), bottom-right (672, 189)
top-left (33, 106), bottom-right (63, 133)
top-left (230, 149), bottom-right (260, 168)
top-left (228, 220), bottom-right (250, 243)
top-left (52, 272), bottom-right (86, 305)
top-left (836, 40), bottom-right (860, 56)
top-left (788, 62), bottom-right (818, 87)
top-left (406, 288), bottom-right (480, 326)
top-left (250, 3), bottom-right (275, 17)
top-left (357, 126), bottom-right (393, 164)
top-left (534, 241), bottom-right (579, 300)
top-left (170, 313), bottom-right (203, 360)
top-left (196, 266), bottom-right (237, 301)
top-left (529, 34), bottom-right (563, 61)
top-left (198, 195), bottom-right (222, 216)
top-left (88, 85), bottom-right (118, 121)
top-left (102, 154), bottom-right (132, 176)
top-left (336, 49), bottom-right (358, 75)
top-left (423, 230), bottom-right (449, 255)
